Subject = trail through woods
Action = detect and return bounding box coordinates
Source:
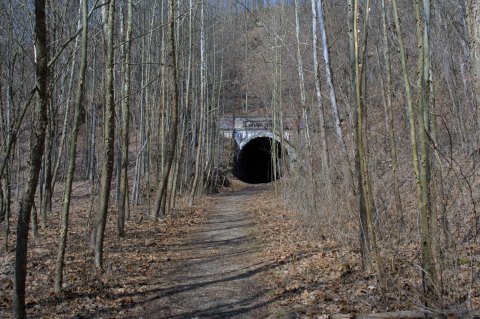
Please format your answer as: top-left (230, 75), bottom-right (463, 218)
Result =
top-left (2, 181), bottom-right (479, 318)
top-left (0, 184), bottom-right (277, 318)
top-left (140, 185), bottom-right (273, 318)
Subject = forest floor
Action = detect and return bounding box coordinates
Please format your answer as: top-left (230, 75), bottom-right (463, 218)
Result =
top-left (1, 180), bottom-right (479, 318)
top-left (135, 184), bottom-right (274, 318)
top-left (0, 180), bottom-right (368, 319)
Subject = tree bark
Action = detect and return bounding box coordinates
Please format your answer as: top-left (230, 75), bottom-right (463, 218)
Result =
top-left (467, 0), bottom-right (480, 132)
top-left (416, 0), bottom-right (440, 305)
top-left (92, 0), bottom-right (115, 270)
top-left (392, 0), bottom-right (440, 304)
top-left (40, 116), bottom-right (53, 229)
top-left (380, 0), bottom-right (404, 235)
top-left (153, 0), bottom-right (180, 217)
top-left (354, 0), bottom-right (371, 268)
top-left (310, 0), bottom-right (330, 182)
top-left (118, 0), bottom-right (133, 237)
top-left (54, 0), bottom-right (89, 293)
top-left (189, 0), bottom-right (206, 206)
top-left (13, 0), bottom-right (49, 317)
top-left (294, 0), bottom-right (317, 211)
top-left (317, 0), bottom-right (344, 143)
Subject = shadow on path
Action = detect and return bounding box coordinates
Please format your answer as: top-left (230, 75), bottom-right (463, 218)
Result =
top-left (141, 185), bottom-right (273, 318)
top-left (75, 185), bottom-right (296, 318)
top-left (72, 184), bottom-right (316, 318)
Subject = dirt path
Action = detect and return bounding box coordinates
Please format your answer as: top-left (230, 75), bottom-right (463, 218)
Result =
top-left (144, 185), bottom-right (274, 318)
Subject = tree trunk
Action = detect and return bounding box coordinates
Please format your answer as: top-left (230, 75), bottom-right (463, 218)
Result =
top-left (153, 0), bottom-right (180, 217)
top-left (294, 0), bottom-right (317, 211)
top-left (467, 0), bottom-right (480, 134)
top-left (92, 0), bottom-right (115, 270)
top-left (353, 0), bottom-right (371, 268)
top-left (118, 0), bottom-right (133, 237)
top-left (54, 0), bottom-right (89, 293)
top-left (13, 0), bottom-right (49, 317)
top-left (189, 0), bottom-right (206, 206)
top-left (416, 0), bottom-right (440, 305)
top-left (310, 0), bottom-right (330, 182)
top-left (2, 168), bottom-right (12, 253)
top-left (392, 0), bottom-right (440, 305)
top-left (40, 116), bottom-right (53, 229)
top-left (380, 0), bottom-right (404, 236)
top-left (349, 1), bottom-right (384, 292)
top-left (317, 0), bottom-right (344, 143)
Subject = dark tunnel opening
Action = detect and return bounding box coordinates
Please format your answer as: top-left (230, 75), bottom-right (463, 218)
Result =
top-left (235, 137), bottom-right (285, 184)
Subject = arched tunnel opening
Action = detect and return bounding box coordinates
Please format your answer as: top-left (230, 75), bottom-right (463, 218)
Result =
top-left (234, 137), bottom-right (286, 184)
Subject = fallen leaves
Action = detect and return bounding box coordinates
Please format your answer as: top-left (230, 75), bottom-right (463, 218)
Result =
top-left (0, 191), bottom-right (211, 318)
top-left (248, 190), bottom-right (390, 316)
top-left (1, 182), bottom-right (478, 318)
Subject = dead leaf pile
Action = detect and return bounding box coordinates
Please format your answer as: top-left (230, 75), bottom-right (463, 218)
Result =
top-left (247, 189), bottom-right (480, 317)
top-left (0, 192), bottom-right (213, 318)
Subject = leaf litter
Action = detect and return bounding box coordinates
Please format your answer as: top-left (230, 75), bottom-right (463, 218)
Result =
top-left (1, 181), bottom-right (479, 318)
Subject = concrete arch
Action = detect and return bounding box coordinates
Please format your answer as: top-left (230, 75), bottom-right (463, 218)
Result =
top-left (238, 131), bottom-right (297, 163)
top-left (233, 130), bottom-right (297, 184)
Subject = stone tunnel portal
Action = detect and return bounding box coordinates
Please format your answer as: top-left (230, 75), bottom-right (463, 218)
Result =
top-left (235, 136), bottom-right (285, 184)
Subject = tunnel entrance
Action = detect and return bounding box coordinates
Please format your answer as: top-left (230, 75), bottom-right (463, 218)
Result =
top-left (235, 137), bottom-right (285, 184)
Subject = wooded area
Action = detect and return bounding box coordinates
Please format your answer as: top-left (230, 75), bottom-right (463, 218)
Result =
top-left (0, 0), bottom-right (479, 317)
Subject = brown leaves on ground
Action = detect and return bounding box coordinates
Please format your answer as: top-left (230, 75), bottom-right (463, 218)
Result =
top-left (247, 188), bottom-right (480, 318)
top-left (0, 193), bottom-right (213, 318)
top-left (248, 190), bottom-right (379, 317)
top-left (1, 181), bottom-right (479, 318)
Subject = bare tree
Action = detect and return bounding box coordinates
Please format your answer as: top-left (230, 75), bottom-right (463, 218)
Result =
top-left (92, 0), bottom-right (116, 270)
top-left (467, 0), bottom-right (480, 127)
top-left (348, 0), bottom-right (379, 276)
top-left (118, 0), bottom-right (133, 237)
top-left (310, 0), bottom-right (329, 182)
top-left (316, 0), bottom-right (344, 144)
top-left (392, 0), bottom-right (440, 304)
top-left (379, 0), bottom-right (404, 235)
top-left (153, 0), bottom-right (180, 217)
top-left (13, 0), bottom-right (49, 317)
top-left (54, 0), bottom-right (89, 293)
top-left (416, 0), bottom-right (440, 305)
top-left (189, 0), bottom-right (206, 206)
